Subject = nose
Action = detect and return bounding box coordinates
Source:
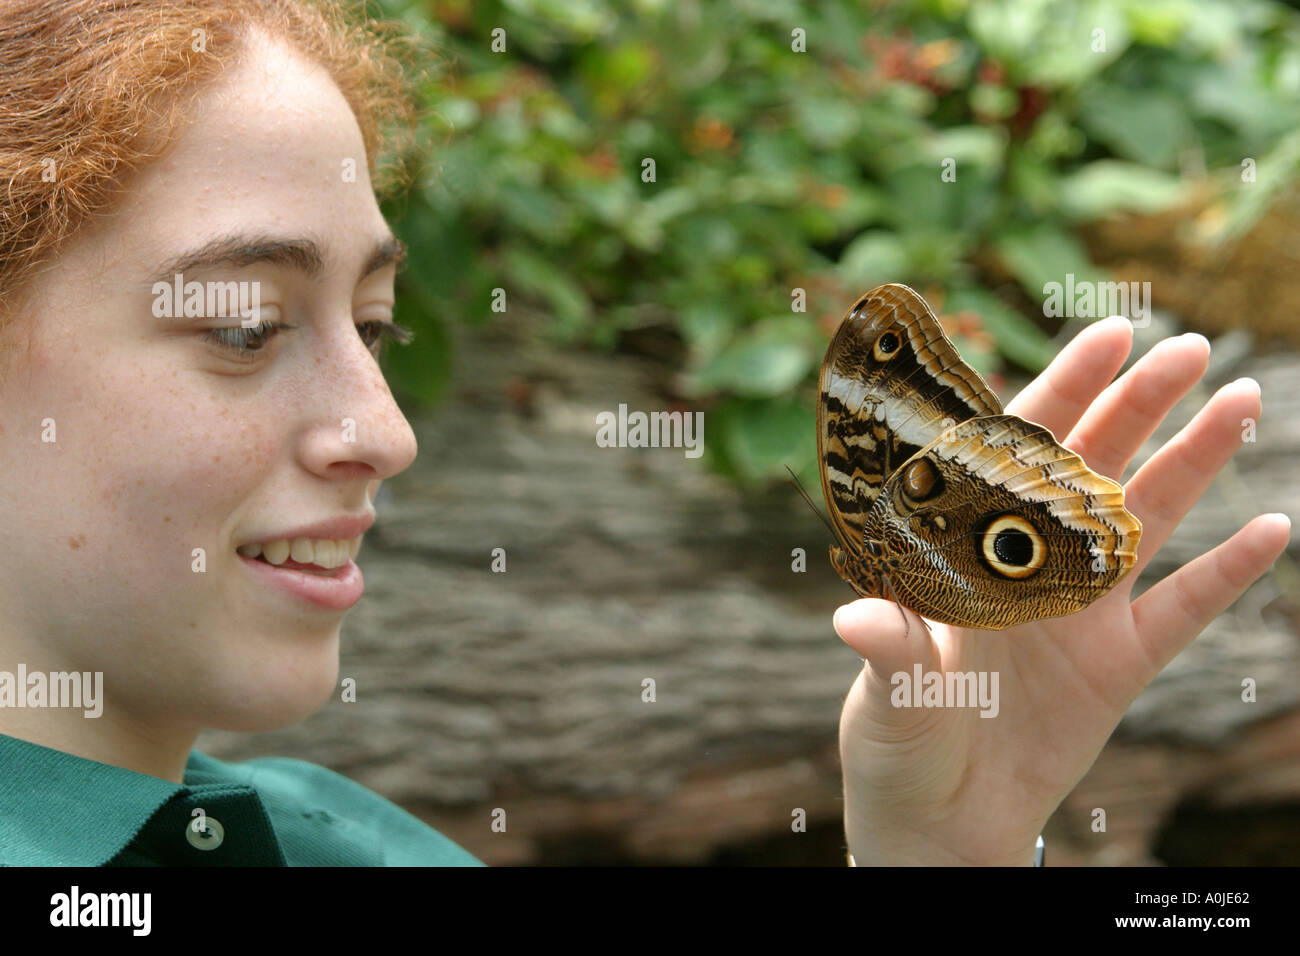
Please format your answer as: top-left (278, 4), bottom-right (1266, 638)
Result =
top-left (296, 321), bottom-right (418, 483)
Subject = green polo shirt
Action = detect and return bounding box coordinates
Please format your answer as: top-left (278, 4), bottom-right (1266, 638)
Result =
top-left (0, 733), bottom-right (484, 866)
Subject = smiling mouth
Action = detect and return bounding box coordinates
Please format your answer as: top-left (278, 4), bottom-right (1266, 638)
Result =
top-left (235, 539), bottom-right (366, 611)
top-left (236, 536), bottom-right (362, 572)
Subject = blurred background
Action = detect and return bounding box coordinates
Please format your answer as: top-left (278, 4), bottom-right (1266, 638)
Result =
top-left (200, 0), bottom-right (1300, 864)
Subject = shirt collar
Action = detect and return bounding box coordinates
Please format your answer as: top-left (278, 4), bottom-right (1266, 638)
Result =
top-left (0, 732), bottom-right (228, 866)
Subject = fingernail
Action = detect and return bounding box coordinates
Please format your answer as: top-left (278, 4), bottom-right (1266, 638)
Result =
top-left (1230, 376), bottom-right (1261, 395)
top-left (1180, 332), bottom-right (1210, 351)
top-left (1264, 512), bottom-right (1291, 530)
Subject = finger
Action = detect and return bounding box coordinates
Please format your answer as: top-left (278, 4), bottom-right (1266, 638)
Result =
top-left (833, 598), bottom-right (938, 682)
top-left (1124, 377), bottom-right (1262, 579)
top-left (1062, 333), bottom-right (1210, 480)
top-left (834, 598), bottom-right (948, 737)
top-left (1131, 513), bottom-right (1291, 681)
top-left (1004, 315), bottom-right (1132, 438)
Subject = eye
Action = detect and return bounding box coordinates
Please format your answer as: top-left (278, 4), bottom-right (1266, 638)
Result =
top-left (356, 319), bottom-right (414, 357)
top-left (204, 317), bottom-right (292, 359)
top-left (203, 317), bottom-right (414, 361)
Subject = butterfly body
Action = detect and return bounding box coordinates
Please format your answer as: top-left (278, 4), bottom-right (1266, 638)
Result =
top-left (817, 284), bottom-right (1141, 630)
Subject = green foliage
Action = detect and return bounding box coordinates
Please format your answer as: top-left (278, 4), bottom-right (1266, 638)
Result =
top-left (373, 0), bottom-right (1300, 483)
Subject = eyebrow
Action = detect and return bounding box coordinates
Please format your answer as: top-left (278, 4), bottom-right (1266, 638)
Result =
top-left (147, 231), bottom-right (407, 286)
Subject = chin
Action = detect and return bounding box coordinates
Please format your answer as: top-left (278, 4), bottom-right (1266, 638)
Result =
top-left (204, 643), bottom-right (341, 732)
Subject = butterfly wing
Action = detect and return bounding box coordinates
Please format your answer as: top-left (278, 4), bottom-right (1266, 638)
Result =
top-left (866, 413), bottom-right (1142, 629)
top-left (817, 284), bottom-right (1003, 557)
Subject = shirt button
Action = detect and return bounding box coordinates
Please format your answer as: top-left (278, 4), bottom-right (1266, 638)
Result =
top-left (185, 814), bottom-right (225, 851)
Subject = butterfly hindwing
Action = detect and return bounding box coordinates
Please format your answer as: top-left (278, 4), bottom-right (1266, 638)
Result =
top-left (865, 414), bottom-right (1142, 629)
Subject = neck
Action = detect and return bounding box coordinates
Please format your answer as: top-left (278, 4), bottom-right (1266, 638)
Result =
top-left (0, 687), bottom-right (197, 784)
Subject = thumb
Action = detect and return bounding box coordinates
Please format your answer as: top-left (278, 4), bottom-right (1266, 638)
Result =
top-left (835, 599), bottom-right (950, 752)
top-left (833, 598), bottom-right (938, 685)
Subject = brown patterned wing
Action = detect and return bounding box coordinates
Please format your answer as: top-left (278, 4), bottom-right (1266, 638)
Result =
top-left (817, 284), bottom-right (1003, 556)
top-left (866, 414), bottom-right (1142, 629)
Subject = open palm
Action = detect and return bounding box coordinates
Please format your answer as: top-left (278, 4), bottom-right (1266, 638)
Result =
top-left (836, 316), bottom-right (1290, 865)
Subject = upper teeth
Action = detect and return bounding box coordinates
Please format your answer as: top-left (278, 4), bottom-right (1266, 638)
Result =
top-left (237, 536), bottom-right (361, 568)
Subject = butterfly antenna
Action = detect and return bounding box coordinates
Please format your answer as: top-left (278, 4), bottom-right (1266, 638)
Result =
top-left (784, 465), bottom-right (836, 537)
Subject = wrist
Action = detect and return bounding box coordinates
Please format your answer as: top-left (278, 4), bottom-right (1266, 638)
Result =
top-left (846, 819), bottom-right (1042, 866)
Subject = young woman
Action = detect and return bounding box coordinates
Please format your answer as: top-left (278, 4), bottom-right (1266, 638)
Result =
top-left (0, 0), bottom-right (479, 865)
top-left (0, 0), bottom-right (1288, 867)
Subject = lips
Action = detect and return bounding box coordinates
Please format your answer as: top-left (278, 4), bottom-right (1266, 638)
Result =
top-left (238, 513), bottom-right (375, 549)
top-left (238, 550), bottom-right (364, 609)
top-left (234, 512), bottom-right (374, 609)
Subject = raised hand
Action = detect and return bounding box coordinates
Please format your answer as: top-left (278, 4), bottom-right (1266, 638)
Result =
top-left (836, 317), bottom-right (1290, 865)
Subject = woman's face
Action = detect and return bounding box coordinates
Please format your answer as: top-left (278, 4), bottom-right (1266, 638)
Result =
top-left (0, 31), bottom-right (417, 744)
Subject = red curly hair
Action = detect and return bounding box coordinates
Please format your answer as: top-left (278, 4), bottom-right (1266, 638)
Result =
top-left (0, 0), bottom-right (430, 363)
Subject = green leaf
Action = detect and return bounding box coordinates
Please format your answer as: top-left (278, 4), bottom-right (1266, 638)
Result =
top-left (796, 97), bottom-right (862, 149)
top-left (1077, 84), bottom-right (1192, 168)
top-left (881, 163), bottom-right (1000, 235)
top-left (502, 246), bottom-right (592, 335)
top-left (709, 397), bottom-right (816, 484)
top-left (498, 182), bottom-right (575, 243)
top-left (994, 223), bottom-right (1104, 303)
top-left (678, 302), bottom-right (735, 363)
top-left (969, 0), bottom-right (1129, 86)
top-left (900, 229), bottom-right (979, 283)
top-left (1125, 0), bottom-right (1196, 46)
top-left (1058, 160), bottom-right (1187, 220)
top-left (969, 83), bottom-right (1019, 120)
top-left (921, 125), bottom-right (1007, 169)
top-left (685, 319), bottom-right (818, 398)
top-left (1006, 147), bottom-right (1064, 215)
top-left (384, 283), bottom-right (453, 410)
top-left (837, 232), bottom-right (909, 288)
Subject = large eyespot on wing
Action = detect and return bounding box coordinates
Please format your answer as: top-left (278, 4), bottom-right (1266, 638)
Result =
top-left (816, 284), bottom-right (1003, 552)
top-left (976, 513), bottom-right (1046, 580)
top-left (870, 413), bottom-right (1142, 629)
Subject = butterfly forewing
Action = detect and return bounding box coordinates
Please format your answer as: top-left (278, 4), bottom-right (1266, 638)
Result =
top-left (816, 284), bottom-right (1002, 554)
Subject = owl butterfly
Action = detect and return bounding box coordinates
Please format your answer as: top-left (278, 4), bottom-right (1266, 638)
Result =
top-left (816, 284), bottom-right (1141, 630)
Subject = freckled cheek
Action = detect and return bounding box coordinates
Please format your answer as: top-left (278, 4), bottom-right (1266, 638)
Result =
top-left (86, 397), bottom-right (279, 568)
top-left (6, 363), bottom-right (253, 580)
